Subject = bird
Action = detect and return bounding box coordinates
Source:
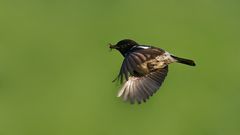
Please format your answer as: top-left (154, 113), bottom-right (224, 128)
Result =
top-left (109, 39), bottom-right (196, 104)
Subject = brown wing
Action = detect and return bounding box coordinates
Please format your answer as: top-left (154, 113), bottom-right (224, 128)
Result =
top-left (117, 66), bottom-right (168, 104)
top-left (113, 48), bottom-right (165, 83)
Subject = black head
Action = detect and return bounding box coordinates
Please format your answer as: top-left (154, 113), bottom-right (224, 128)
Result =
top-left (109, 39), bottom-right (139, 56)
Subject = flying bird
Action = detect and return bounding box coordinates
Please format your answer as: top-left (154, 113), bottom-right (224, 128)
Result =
top-left (110, 39), bottom-right (196, 104)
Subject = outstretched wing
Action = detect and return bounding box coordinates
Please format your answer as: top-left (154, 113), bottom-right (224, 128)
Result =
top-left (117, 66), bottom-right (168, 104)
top-left (113, 47), bottom-right (165, 83)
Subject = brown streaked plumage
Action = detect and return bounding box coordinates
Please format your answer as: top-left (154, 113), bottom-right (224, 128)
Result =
top-left (110, 39), bottom-right (196, 104)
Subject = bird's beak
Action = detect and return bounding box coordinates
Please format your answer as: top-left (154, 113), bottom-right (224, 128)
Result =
top-left (109, 43), bottom-right (117, 51)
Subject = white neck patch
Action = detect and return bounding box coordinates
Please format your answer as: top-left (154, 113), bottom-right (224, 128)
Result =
top-left (137, 46), bottom-right (150, 49)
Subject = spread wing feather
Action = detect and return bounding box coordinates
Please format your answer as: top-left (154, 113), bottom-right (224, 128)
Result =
top-left (117, 66), bottom-right (168, 104)
top-left (112, 47), bottom-right (167, 104)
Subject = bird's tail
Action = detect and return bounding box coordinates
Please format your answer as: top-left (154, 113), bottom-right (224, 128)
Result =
top-left (171, 55), bottom-right (196, 66)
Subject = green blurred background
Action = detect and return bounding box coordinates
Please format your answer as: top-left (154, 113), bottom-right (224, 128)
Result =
top-left (0, 0), bottom-right (240, 135)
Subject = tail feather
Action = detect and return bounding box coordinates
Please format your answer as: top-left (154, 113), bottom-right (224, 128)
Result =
top-left (171, 55), bottom-right (196, 66)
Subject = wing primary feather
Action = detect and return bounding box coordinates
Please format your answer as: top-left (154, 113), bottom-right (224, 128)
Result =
top-left (125, 58), bottom-right (134, 75)
top-left (127, 55), bottom-right (138, 73)
top-left (132, 79), bottom-right (142, 104)
top-left (148, 73), bottom-right (162, 84)
top-left (122, 61), bottom-right (129, 81)
top-left (117, 82), bottom-right (127, 97)
top-left (128, 79), bottom-right (135, 104)
top-left (142, 78), bottom-right (156, 94)
top-left (123, 81), bottom-right (130, 101)
top-left (136, 79), bottom-right (149, 102)
top-left (138, 79), bottom-right (151, 99)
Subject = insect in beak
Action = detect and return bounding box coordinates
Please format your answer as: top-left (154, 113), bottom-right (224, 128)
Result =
top-left (109, 43), bottom-right (117, 51)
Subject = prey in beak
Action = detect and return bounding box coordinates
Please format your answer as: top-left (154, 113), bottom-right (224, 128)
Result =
top-left (109, 43), bottom-right (116, 50)
top-left (109, 43), bottom-right (118, 52)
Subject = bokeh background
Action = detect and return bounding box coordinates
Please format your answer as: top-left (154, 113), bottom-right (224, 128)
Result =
top-left (0, 0), bottom-right (240, 135)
